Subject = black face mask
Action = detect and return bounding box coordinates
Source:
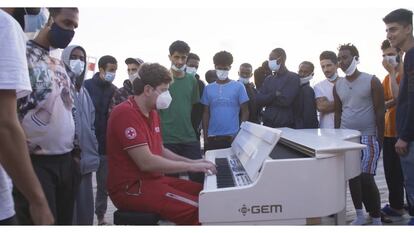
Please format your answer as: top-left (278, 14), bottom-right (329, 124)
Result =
top-left (47, 23), bottom-right (75, 49)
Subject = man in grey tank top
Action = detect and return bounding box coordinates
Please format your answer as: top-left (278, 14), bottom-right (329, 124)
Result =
top-left (334, 43), bottom-right (385, 225)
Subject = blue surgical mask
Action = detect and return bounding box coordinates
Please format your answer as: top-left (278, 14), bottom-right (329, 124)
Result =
top-left (69, 59), bottom-right (85, 78)
top-left (69, 59), bottom-right (85, 87)
top-left (268, 59), bottom-right (280, 72)
top-left (104, 72), bottom-right (116, 83)
top-left (327, 72), bottom-right (338, 82)
top-left (24, 8), bottom-right (47, 33)
top-left (239, 76), bottom-right (250, 84)
top-left (186, 66), bottom-right (197, 75)
top-left (47, 23), bottom-right (75, 49)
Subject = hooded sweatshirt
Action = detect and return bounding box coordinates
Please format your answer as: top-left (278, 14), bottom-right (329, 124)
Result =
top-left (62, 46), bottom-right (100, 174)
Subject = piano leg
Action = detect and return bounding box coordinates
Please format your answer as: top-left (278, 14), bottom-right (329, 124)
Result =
top-left (335, 181), bottom-right (348, 225)
top-left (335, 208), bottom-right (346, 225)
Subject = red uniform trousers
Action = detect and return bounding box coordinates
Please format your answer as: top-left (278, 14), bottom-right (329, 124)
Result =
top-left (109, 176), bottom-right (202, 225)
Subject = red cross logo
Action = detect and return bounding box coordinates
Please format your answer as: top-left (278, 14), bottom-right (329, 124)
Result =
top-left (125, 127), bottom-right (137, 140)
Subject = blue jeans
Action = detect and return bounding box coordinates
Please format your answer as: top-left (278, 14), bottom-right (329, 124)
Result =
top-left (400, 141), bottom-right (414, 216)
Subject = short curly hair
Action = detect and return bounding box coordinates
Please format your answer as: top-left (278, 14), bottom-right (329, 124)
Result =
top-left (213, 51), bottom-right (233, 66)
top-left (338, 43), bottom-right (359, 57)
top-left (133, 63), bottom-right (172, 95)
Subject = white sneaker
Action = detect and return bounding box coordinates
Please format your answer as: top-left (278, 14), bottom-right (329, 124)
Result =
top-left (350, 218), bottom-right (366, 225)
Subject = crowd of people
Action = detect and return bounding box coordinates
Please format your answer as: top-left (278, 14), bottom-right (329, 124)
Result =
top-left (0, 7), bottom-right (413, 226)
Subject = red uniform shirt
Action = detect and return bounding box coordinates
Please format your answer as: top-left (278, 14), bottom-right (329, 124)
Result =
top-left (107, 96), bottom-right (163, 194)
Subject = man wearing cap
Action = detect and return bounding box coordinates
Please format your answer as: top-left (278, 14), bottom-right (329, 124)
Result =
top-left (110, 57), bottom-right (144, 112)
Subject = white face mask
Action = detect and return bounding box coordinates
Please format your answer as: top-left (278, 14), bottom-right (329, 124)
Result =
top-left (104, 72), bottom-right (116, 83)
top-left (239, 76), bottom-right (250, 84)
top-left (156, 90), bottom-right (172, 110)
top-left (171, 64), bottom-right (186, 72)
top-left (384, 55), bottom-right (399, 68)
top-left (216, 70), bottom-right (229, 81)
top-left (327, 72), bottom-right (338, 82)
top-left (129, 72), bottom-right (139, 83)
top-left (268, 59), bottom-right (280, 72)
top-left (300, 74), bottom-right (313, 85)
top-left (344, 56), bottom-right (359, 76)
top-left (186, 66), bottom-right (197, 75)
top-left (69, 59), bottom-right (85, 77)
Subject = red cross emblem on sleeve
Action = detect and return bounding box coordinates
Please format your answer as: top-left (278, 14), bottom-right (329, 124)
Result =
top-left (125, 127), bottom-right (137, 140)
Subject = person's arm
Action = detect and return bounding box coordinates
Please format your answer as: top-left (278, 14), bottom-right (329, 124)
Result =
top-left (371, 76), bottom-right (385, 146)
top-left (191, 77), bottom-right (200, 105)
top-left (108, 90), bottom-right (118, 114)
top-left (315, 97), bottom-right (335, 113)
top-left (162, 146), bottom-right (194, 163)
top-left (273, 76), bottom-right (300, 107)
top-left (395, 56), bottom-right (414, 156)
top-left (255, 76), bottom-right (275, 106)
top-left (238, 83), bottom-right (250, 123)
top-left (304, 88), bottom-right (319, 128)
top-left (333, 86), bottom-right (342, 129)
top-left (381, 77), bottom-right (395, 109)
top-left (383, 58), bottom-right (400, 101)
top-left (240, 102), bottom-right (249, 123)
top-left (0, 90), bottom-right (54, 225)
top-left (385, 99), bottom-right (396, 109)
top-left (390, 73), bottom-right (400, 100)
top-left (161, 146), bottom-right (212, 164)
top-left (202, 105), bottom-right (210, 141)
top-left (127, 145), bottom-right (216, 174)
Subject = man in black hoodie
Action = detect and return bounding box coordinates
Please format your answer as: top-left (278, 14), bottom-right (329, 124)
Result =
top-left (238, 63), bottom-right (260, 124)
top-left (384, 8), bottom-right (414, 225)
top-left (294, 61), bottom-right (318, 129)
top-left (83, 55), bottom-right (118, 225)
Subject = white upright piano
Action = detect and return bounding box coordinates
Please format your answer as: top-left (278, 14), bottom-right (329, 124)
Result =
top-left (199, 122), bottom-right (365, 225)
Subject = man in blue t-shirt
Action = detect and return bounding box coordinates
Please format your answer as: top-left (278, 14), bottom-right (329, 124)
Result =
top-left (201, 51), bottom-right (249, 151)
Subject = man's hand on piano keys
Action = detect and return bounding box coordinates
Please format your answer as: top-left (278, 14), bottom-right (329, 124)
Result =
top-left (189, 160), bottom-right (217, 175)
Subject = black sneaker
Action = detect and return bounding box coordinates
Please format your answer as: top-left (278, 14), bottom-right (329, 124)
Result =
top-left (380, 212), bottom-right (393, 224)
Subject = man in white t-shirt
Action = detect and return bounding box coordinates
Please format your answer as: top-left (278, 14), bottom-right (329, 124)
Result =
top-left (0, 8), bottom-right (53, 225)
top-left (314, 51), bottom-right (341, 128)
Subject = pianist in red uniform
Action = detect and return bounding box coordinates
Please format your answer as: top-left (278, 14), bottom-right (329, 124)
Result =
top-left (106, 63), bottom-right (216, 225)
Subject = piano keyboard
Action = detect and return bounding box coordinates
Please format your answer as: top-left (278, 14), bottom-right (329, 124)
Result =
top-left (214, 155), bottom-right (252, 189)
top-left (215, 158), bottom-right (235, 188)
